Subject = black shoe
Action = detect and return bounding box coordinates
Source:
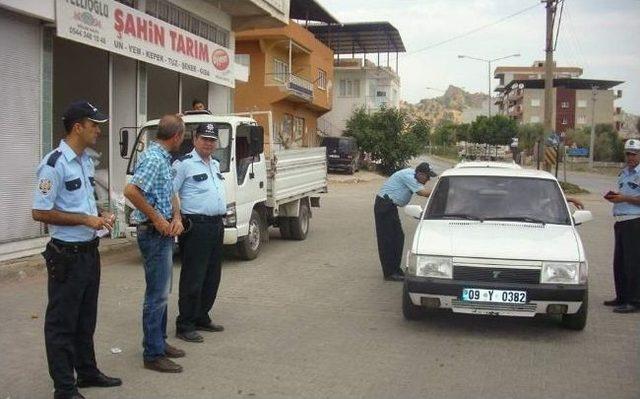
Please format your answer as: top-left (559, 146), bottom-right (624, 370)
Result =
top-left (143, 356), bottom-right (183, 373)
top-left (176, 330), bottom-right (204, 343)
top-left (384, 273), bottom-right (404, 282)
top-left (76, 371), bottom-right (122, 388)
top-left (604, 298), bottom-right (623, 306)
top-left (196, 322), bottom-right (224, 332)
top-left (613, 303), bottom-right (640, 313)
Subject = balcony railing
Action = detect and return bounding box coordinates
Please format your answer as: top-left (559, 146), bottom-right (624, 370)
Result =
top-left (268, 73), bottom-right (314, 102)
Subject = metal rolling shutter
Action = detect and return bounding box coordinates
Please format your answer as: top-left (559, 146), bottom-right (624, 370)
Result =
top-left (0, 8), bottom-right (43, 243)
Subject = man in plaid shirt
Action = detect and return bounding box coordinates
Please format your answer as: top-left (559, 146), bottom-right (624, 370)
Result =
top-left (124, 114), bottom-right (186, 373)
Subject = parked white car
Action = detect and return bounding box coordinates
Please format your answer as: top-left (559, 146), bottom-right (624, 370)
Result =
top-left (403, 161), bottom-right (592, 330)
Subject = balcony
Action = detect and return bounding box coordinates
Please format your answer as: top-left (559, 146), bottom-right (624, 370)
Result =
top-left (268, 73), bottom-right (314, 102)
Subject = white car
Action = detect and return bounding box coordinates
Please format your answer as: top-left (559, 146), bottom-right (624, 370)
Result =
top-left (403, 162), bottom-right (592, 330)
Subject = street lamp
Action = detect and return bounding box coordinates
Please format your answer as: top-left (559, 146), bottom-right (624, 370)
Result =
top-left (458, 53), bottom-right (521, 117)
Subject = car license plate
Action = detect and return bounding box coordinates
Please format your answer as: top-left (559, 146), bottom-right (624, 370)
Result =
top-left (462, 288), bottom-right (527, 303)
top-left (329, 154), bottom-right (339, 158)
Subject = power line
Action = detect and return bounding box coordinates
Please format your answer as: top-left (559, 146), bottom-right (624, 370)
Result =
top-left (553, 0), bottom-right (565, 51)
top-left (406, 2), bottom-right (542, 56)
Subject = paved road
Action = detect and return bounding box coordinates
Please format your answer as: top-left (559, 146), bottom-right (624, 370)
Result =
top-left (0, 176), bottom-right (638, 399)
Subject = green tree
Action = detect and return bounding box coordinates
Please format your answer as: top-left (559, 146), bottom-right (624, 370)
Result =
top-left (470, 115), bottom-right (518, 145)
top-left (517, 123), bottom-right (544, 152)
top-left (432, 120), bottom-right (457, 146)
top-left (345, 106), bottom-right (431, 175)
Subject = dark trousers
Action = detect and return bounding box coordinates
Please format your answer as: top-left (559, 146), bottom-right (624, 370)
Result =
top-left (44, 242), bottom-right (100, 397)
top-left (176, 215), bottom-right (224, 332)
top-left (613, 218), bottom-right (640, 304)
top-left (374, 195), bottom-right (404, 277)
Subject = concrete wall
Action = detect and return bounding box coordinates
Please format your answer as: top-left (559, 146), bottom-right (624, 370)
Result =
top-left (319, 68), bottom-right (366, 136)
top-left (575, 89), bottom-right (615, 128)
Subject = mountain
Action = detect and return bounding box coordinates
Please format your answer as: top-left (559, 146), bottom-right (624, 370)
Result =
top-left (401, 85), bottom-right (497, 125)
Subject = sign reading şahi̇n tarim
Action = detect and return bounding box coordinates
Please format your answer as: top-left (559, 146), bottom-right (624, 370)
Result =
top-left (56, 0), bottom-right (234, 88)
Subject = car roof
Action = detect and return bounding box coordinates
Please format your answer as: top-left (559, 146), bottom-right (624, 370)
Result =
top-left (442, 161), bottom-right (557, 180)
top-left (142, 114), bottom-right (255, 128)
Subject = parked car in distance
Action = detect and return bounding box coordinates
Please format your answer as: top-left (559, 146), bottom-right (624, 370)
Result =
top-left (403, 161), bottom-right (592, 330)
top-left (321, 136), bottom-right (359, 174)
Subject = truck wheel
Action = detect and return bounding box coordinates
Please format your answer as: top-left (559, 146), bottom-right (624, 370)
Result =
top-left (402, 284), bottom-right (423, 320)
top-left (237, 210), bottom-right (262, 260)
top-left (561, 294), bottom-right (588, 330)
top-left (279, 217), bottom-right (292, 239)
top-left (290, 201), bottom-right (310, 240)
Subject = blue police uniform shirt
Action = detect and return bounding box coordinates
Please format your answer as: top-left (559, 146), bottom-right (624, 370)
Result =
top-left (173, 149), bottom-right (226, 216)
top-left (613, 164), bottom-right (640, 216)
top-left (32, 140), bottom-right (98, 242)
top-left (378, 168), bottom-right (424, 207)
top-left (130, 141), bottom-right (175, 223)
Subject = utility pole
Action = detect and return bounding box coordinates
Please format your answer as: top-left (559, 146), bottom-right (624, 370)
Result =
top-left (540, 0), bottom-right (556, 170)
top-left (589, 86), bottom-right (598, 168)
top-left (488, 61), bottom-right (492, 117)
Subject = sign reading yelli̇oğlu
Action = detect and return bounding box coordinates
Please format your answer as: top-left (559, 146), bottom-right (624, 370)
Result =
top-left (56, 0), bottom-right (234, 88)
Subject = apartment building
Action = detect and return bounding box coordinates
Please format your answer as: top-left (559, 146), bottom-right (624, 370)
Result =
top-left (233, 0), bottom-right (337, 149)
top-left (0, 0), bottom-right (289, 254)
top-left (494, 60), bottom-right (583, 92)
top-left (309, 22), bottom-right (405, 137)
top-left (498, 78), bottom-right (624, 132)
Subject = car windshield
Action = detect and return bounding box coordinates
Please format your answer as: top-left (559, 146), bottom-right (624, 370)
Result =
top-left (127, 122), bottom-right (232, 174)
top-left (424, 176), bottom-right (571, 225)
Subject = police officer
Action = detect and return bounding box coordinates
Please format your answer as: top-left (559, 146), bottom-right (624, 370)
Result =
top-left (32, 101), bottom-right (121, 399)
top-left (374, 162), bottom-right (436, 281)
top-left (174, 123), bottom-right (226, 343)
top-left (604, 139), bottom-right (640, 313)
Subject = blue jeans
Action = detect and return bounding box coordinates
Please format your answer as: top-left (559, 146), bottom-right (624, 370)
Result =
top-left (137, 228), bottom-right (174, 361)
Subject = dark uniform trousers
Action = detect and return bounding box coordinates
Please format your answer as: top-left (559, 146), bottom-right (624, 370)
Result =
top-left (44, 239), bottom-right (100, 396)
top-left (613, 218), bottom-right (640, 304)
top-left (176, 214), bottom-right (224, 333)
top-left (374, 195), bottom-right (404, 277)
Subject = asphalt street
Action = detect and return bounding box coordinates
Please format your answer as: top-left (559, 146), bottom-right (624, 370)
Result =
top-left (0, 169), bottom-right (638, 399)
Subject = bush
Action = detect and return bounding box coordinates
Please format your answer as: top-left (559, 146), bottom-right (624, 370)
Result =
top-left (345, 106), bottom-right (430, 175)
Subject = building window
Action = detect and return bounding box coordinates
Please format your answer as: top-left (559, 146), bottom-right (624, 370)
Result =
top-left (562, 117), bottom-right (568, 125)
top-left (146, 0), bottom-right (230, 47)
top-left (317, 69), bottom-right (327, 90)
top-left (577, 115), bottom-right (586, 124)
top-left (561, 101), bottom-right (570, 109)
top-left (577, 100), bottom-right (587, 108)
top-left (339, 79), bottom-right (360, 98)
top-left (531, 98), bottom-right (541, 107)
top-left (273, 58), bottom-right (289, 83)
top-left (530, 116), bottom-right (540, 123)
top-left (376, 91), bottom-right (387, 97)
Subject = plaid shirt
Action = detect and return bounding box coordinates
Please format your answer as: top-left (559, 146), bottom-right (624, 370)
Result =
top-left (131, 141), bottom-right (175, 223)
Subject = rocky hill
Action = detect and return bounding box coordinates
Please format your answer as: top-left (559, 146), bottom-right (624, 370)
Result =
top-left (401, 85), bottom-right (496, 125)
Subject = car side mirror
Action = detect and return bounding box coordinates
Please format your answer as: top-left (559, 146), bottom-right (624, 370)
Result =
top-left (573, 210), bottom-right (593, 225)
top-left (119, 129), bottom-right (129, 158)
top-left (249, 126), bottom-right (264, 156)
top-left (404, 205), bottom-right (423, 220)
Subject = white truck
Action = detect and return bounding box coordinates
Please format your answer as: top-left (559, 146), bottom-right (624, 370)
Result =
top-left (119, 111), bottom-right (327, 260)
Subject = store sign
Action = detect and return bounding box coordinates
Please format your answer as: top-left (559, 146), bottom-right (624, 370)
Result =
top-left (56, 0), bottom-right (234, 88)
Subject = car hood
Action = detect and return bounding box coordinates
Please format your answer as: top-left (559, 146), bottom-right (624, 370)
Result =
top-left (412, 220), bottom-right (581, 262)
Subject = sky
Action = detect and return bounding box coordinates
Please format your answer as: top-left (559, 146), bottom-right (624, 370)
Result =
top-left (319, 0), bottom-right (640, 114)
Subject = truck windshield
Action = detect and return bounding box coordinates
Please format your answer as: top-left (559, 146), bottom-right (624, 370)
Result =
top-left (425, 176), bottom-right (571, 225)
top-left (127, 122), bottom-right (232, 175)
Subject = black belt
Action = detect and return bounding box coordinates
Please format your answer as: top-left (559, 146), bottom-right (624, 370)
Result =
top-left (182, 214), bottom-right (223, 223)
top-left (51, 237), bottom-right (99, 253)
top-left (377, 194), bottom-right (398, 207)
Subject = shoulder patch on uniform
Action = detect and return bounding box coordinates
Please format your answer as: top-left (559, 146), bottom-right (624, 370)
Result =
top-left (46, 151), bottom-right (62, 167)
top-left (38, 178), bottom-right (53, 195)
top-left (179, 154), bottom-right (193, 161)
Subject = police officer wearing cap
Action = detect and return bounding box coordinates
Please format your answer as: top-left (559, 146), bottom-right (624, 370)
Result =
top-left (604, 138), bottom-right (640, 313)
top-left (32, 101), bottom-right (121, 399)
top-left (374, 162), bottom-right (436, 281)
top-left (173, 123), bottom-right (227, 343)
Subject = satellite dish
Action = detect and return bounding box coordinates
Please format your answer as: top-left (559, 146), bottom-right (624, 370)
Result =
top-left (518, 83), bottom-right (524, 89)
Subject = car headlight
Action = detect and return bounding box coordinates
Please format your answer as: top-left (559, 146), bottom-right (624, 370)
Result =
top-left (406, 253), bottom-right (452, 279)
top-left (223, 202), bottom-right (236, 227)
top-left (541, 262), bottom-right (583, 284)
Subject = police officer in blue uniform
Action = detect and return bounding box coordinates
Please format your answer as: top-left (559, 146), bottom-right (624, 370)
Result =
top-left (604, 139), bottom-right (640, 313)
top-left (174, 123), bottom-right (227, 343)
top-left (32, 101), bottom-right (121, 399)
top-left (375, 162), bottom-right (436, 281)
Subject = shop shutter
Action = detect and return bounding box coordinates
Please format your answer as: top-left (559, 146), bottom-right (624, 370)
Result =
top-left (0, 9), bottom-right (43, 243)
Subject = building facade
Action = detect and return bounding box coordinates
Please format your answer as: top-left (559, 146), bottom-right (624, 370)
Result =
top-left (494, 60), bottom-right (583, 92)
top-left (0, 0), bottom-right (289, 257)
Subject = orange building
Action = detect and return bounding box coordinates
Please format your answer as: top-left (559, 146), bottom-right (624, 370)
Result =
top-left (234, 2), bottom-right (337, 149)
